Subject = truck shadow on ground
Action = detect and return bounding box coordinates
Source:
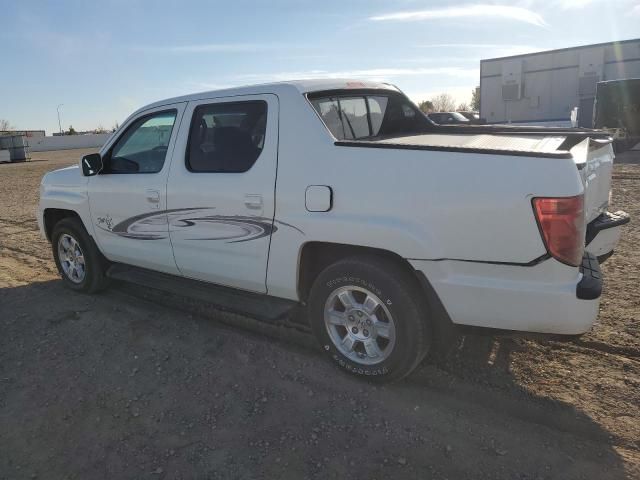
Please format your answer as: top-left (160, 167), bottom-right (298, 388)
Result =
top-left (614, 149), bottom-right (640, 164)
top-left (411, 335), bottom-right (612, 441)
top-left (0, 279), bottom-right (631, 479)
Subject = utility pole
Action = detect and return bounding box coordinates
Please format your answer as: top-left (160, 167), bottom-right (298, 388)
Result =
top-left (57, 104), bottom-right (64, 135)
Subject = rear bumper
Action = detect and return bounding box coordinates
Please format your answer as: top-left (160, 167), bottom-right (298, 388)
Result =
top-left (585, 210), bottom-right (630, 261)
top-left (576, 252), bottom-right (602, 300)
top-left (410, 211), bottom-right (627, 337)
top-left (410, 256), bottom-right (599, 335)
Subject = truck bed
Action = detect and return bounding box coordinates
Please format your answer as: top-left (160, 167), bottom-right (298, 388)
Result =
top-left (336, 127), bottom-right (612, 159)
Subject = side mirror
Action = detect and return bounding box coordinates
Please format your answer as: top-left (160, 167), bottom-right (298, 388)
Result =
top-left (81, 153), bottom-right (103, 176)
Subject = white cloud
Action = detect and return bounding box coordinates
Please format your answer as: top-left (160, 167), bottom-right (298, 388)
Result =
top-left (186, 67), bottom-right (480, 94)
top-left (411, 43), bottom-right (542, 62)
top-left (183, 81), bottom-right (237, 92)
top-left (230, 67), bottom-right (479, 83)
top-left (551, 0), bottom-right (631, 9)
top-left (134, 43), bottom-right (281, 53)
top-left (417, 43), bottom-right (527, 49)
top-left (398, 56), bottom-right (479, 64)
top-left (370, 4), bottom-right (548, 27)
top-left (416, 43), bottom-right (541, 56)
top-left (555, 0), bottom-right (595, 8)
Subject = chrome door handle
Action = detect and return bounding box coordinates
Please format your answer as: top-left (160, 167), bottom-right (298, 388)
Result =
top-left (244, 194), bottom-right (263, 210)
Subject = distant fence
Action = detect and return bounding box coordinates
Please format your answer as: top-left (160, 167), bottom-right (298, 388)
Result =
top-left (27, 133), bottom-right (112, 152)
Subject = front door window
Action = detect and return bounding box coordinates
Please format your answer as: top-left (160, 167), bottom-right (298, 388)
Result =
top-left (106, 110), bottom-right (177, 174)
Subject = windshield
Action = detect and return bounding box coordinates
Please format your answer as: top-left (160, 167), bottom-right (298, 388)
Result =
top-left (309, 91), bottom-right (432, 140)
top-left (449, 112), bottom-right (470, 122)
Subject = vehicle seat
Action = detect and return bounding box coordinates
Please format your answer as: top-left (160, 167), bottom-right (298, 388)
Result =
top-left (211, 126), bottom-right (260, 172)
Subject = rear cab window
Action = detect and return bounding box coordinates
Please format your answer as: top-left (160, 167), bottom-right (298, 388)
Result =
top-left (308, 90), bottom-right (432, 141)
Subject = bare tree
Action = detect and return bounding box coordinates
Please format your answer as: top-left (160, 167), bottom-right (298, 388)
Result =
top-left (456, 102), bottom-right (470, 112)
top-left (430, 93), bottom-right (456, 112)
top-left (0, 119), bottom-right (13, 131)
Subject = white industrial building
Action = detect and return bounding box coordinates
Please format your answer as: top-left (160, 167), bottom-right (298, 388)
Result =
top-left (479, 38), bottom-right (640, 127)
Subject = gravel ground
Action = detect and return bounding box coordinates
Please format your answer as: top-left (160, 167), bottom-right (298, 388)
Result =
top-left (0, 149), bottom-right (638, 479)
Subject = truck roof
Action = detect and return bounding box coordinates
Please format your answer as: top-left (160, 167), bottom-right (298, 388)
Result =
top-left (136, 79), bottom-right (400, 116)
top-left (597, 77), bottom-right (640, 85)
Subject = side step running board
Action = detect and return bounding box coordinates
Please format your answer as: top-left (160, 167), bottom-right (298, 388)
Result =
top-left (106, 264), bottom-right (301, 323)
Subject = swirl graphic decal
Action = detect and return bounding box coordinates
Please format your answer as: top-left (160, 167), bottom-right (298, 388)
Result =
top-left (95, 208), bottom-right (303, 242)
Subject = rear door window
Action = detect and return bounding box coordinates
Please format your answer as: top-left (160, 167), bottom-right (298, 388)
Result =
top-left (186, 101), bottom-right (267, 173)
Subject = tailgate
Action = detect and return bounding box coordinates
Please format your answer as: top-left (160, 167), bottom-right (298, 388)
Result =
top-left (571, 138), bottom-right (614, 223)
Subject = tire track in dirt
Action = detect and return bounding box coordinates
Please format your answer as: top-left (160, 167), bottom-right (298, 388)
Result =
top-left (0, 218), bottom-right (40, 229)
top-left (0, 243), bottom-right (52, 261)
top-left (2, 228), bottom-right (633, 455)
top-left (611, 175), bottom-right (640, 181)
top-left (17, 249), bottom-right (640, 457)
top-left (547, 338), bottom-right (640, 360)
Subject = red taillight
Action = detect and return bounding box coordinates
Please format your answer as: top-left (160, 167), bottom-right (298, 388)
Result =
top-left (532, 195), bottom-right (585, 267)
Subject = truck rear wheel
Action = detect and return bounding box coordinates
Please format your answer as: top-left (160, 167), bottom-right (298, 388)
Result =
top-left (308, 255), bottom-right (430, 382)
top-left (52, 218), bottom-right (109, 293)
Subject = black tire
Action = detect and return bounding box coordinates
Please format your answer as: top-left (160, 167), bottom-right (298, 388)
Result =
top-left (52, 217), bottom-right (109, 293)
top-left (308, 255), bottom-right (431, 382)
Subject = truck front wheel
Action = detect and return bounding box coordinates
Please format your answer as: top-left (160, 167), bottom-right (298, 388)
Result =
top-left (308, 255), bottom-right (430, 382)
top-left (52, 218), bottom-right (109, 293)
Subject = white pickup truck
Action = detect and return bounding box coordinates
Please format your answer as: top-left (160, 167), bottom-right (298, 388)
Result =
top-left (38, 79), bottom-right (629, 381)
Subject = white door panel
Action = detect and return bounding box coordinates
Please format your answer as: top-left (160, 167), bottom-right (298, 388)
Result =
top-left (167, 94), bottom-right (279, 293)
top-left (88, 103), bottom-right (186, 274)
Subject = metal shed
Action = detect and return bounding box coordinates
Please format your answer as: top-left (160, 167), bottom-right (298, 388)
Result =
top-left (480, 38), bottom-right (640, 127)
top-left (0, 135), bottom-right (31, 162)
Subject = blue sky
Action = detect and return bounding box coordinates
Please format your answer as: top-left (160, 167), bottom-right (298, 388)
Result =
top-left (1, 0), bottom-right (639, 134)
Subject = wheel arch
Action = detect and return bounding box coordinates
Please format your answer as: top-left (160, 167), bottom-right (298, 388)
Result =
top-left (298, 241), bottom-right (415, 300)
top-left (43, 208), bottom-right (83, 241)
top-left (297, 240), bottom-right (456, 354)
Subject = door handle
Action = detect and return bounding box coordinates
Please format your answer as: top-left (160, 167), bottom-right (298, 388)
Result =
top-left (244, 194), bottom-right (263, 210)
top-left (146, 189), bottom-right (160, 208)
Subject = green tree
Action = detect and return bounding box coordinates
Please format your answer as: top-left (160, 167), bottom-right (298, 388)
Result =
top-left (471, 87), bottom-right (480, 111)
top-left (418, 100), bottom-right (434, 113)
top-left (67, 125), bottom-right (77, 135)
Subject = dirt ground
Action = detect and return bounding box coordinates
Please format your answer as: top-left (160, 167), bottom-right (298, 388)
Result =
top-left (1, 149), bottom-right (639, 479)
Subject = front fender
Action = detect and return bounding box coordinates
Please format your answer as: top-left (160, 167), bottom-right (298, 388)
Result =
top-left (38, 167), bottom-right (95, 240)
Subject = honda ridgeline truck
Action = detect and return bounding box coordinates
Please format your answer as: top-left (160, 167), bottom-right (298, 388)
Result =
top-left (38, 80), bottom-right (630, 381)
